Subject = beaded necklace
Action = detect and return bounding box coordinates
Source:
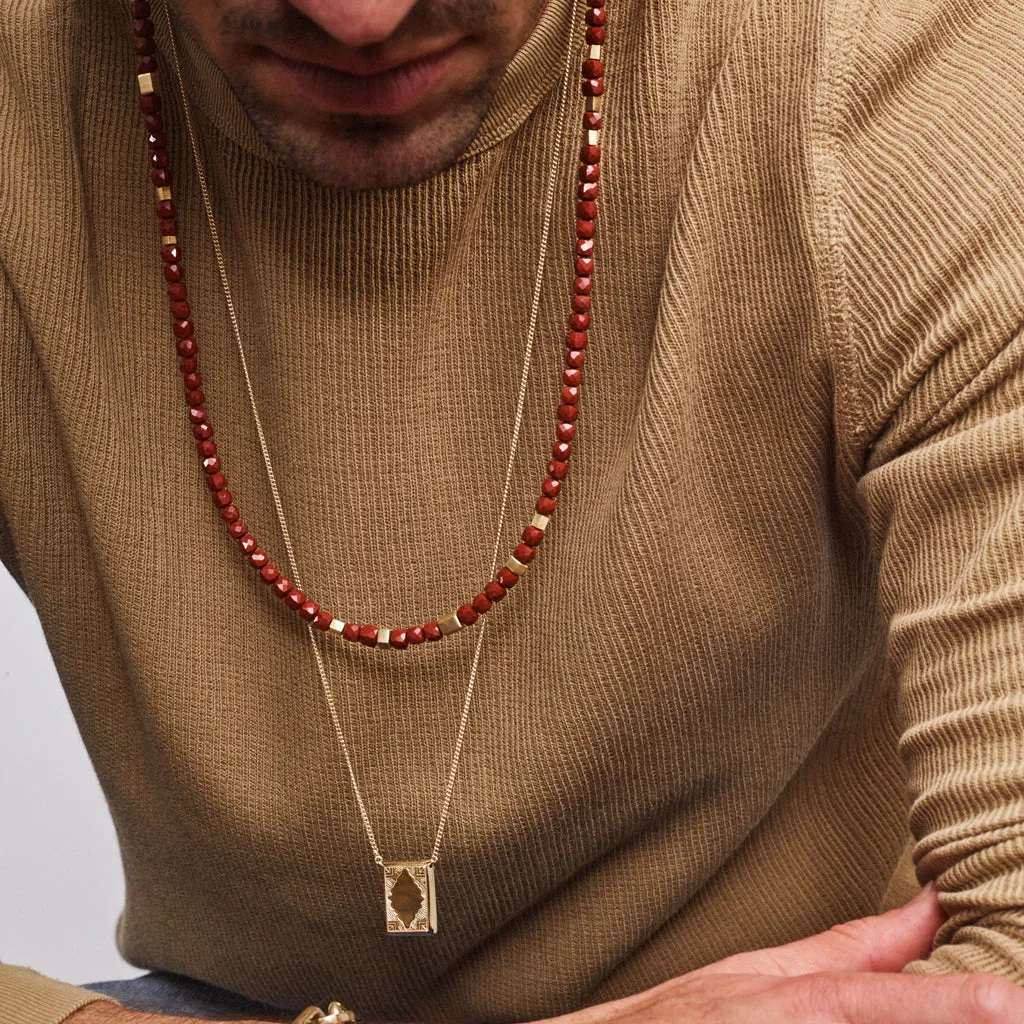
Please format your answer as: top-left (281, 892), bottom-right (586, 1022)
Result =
top-left (129, 0), bottom-right (608, 935)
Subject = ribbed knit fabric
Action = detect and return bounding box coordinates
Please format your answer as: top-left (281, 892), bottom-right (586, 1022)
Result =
top-left (2, 0), bottom-right (1023, 1021)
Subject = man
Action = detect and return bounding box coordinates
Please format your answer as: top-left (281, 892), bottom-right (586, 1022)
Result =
top-left (2, 0), bottom-right (1023, 1020)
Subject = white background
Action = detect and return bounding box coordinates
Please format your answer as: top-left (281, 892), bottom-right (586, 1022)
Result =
top-left (0, 566), bottom-right (144, 985)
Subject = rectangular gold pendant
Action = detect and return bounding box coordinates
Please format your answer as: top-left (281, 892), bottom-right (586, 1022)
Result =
top-left (383, 861), bottom-right (437, 934)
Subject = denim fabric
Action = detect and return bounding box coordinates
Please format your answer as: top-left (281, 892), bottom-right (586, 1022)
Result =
top-left (84, 972), bottom-right (293, 1020)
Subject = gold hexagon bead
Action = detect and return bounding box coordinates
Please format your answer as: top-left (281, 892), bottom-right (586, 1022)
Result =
top-left (531, 513), bottom-right (550, 532)
top-left (376, 628), bottom-right (391, 648)
top-left (585, 129), bottom-right (601, 147)
top-left (438, 612), bottom-right (462, 636)
top-left (329, 619), bottom-right (347, 635)
top-left (160, 235), bottom-right (177, 245)
top-left (505, 555), bottom-right (528, 577)
top-left (137, 72), bottom-right (159, 95)
top-left (155, 186), bottom-right (172, 202)
top-left (587, 44), bottom-right (602, 61)
top-left (585, 94), bottom-right (603, 113)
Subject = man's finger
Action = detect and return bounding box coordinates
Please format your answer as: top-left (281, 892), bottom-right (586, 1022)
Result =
top-left (691, 883), bottom-right (944, 977)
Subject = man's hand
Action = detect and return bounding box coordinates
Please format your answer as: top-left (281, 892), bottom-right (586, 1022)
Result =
top-left (538, 884), bottom-right (1024, 1024)
top-left (65, 886), bottom-right (1024, 1024)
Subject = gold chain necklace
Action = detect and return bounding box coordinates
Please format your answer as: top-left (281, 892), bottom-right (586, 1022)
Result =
top-left (160, 0), bottom-right (587, 934)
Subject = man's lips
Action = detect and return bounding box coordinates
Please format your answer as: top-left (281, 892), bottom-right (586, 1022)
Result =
top-left (256, 41), bottom-right (465, 117)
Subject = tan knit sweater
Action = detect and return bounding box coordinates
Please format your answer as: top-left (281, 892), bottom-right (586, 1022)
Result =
top-left (3, 0), bottom-right (1024, 1020)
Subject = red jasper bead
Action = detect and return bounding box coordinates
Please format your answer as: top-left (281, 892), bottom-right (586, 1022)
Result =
top-left (406, 626), bottom-right (425, 645)
top-left (574, 275), bottom-right (592, 294)
top-left (548, 459), bottom-right (569, 480)
top-left (260, 564), bottom-right (280, 583)
top-left (559, 404), bottom-right (579, 423)
top-left (134, 35), bottom-right (155, 55)
top-left (299, 600), bottom-right (319, 621)
top-left (358, 624), bottom-right (378, 644)
top-left (566, 349), bottom-right (586, 369)
top-left (497, 568), bottom-right (520, 589)
top-left (484, 580), bottom-right (506, 602)
top-left (132, 17), bottom-right (153, 35)
top-left (219, 504), bottom-right (239, 523)
top-left (390, 629), bottom-right (408, 650)
top-left (177, 338), bottom-right (197, 358)
top-left (457, 603), bottom-right (479, 626)
top-left (144, 112), bottom-right (163, 132)
top-left (314, 610), bottom-right (332, 631)
top-left (582, 79), bottom-right (604, 96)
top-left (580, 145), bottom-right (601, 163)
top-left (228, 521), bottom-right (248, 539)
top-left (156, 199), bottom-right (175, 218)
top-left (586, 26), bottom-right (606, 44)
top-left (131, 1), bottom-right (150, 16)
top-left (285, 590), bottom-right (306, 611)
top-left (582, 59), bottom-right (604, 78)
top-left (586, 8), bottom-right (607, 25)
top-left (206, 472), bottom-right (226, 491)
top-left (274, 577), bottom-right (294, 598)
top-left (196, 439), bottom-right (217, 457)
top-left (572, 295), bottom-right (591, 314)
top-left (576, 255), bottom-right (595, 274)
top-left (569, 313), bottom-right (590, 331)
top-left (523, 525), bottom-right (545, 546)
top-left (579, 164), bottom-right (600, 183)
top-left (173, 320), bottom-right (194, 339)
top-left (563, 369), bottom-right (582, 387)
top-left (202, 456), bottom-right (221, 473)
top-left (562, 386), bottom-right (580, 404)
top-left (577, 202), bottom-right (598, 221)
top-left (542, 478), bottom-right (562, 498)
top-left (567, 331), bottom-right (588, 348)
top-left (151, 168), bottom-right (171, 187)
top-left (553, 441), bottom-right (572, 460)
top-left (164, 262), bottom-right (183, 282)
top-left (576, 238), bottom-right (595, 257)
top-left (140, 93), bottom-right (161, 113)
top-left (212, 487), bottom-right (232, 506)
top-left (586, 0), bottom-right (604, 7)
top-left (576, 220), bottom-right (595, 240)
top-left (167, 281), bottom-right (187, 301)
top-left (250, 550), bottom-right (269, 570)
top-left (238, 534), bottom-right (258, 554)
top-left (583, 111), bottom-right (603, 129)
top-left (536, 496), bottom-right (558, 515)
top-left (578, 181), bottom-right (599, 201)
top-left (342, 622), bottom-right (360, 642)
top-left (424, 621), bottom-right (442, 641)
top-left (179, 356), bottom-right (197, 374)
top-left (147, 132), bottom-right (166, 150)
top-left (187, 389), bottom-right (205, 406)
top-left (160, 218), bottom-right (177, 236)
top-left (188, 407), bottom-right (207, 425)
top-left (557, 422), bottom-right (577, 441)
top-left (176, 305), bottom-right (195, 324)
top-left (472, 593), bottom-right (492, 614)
top-left (161, 244), bottom-right (180, 262)
top-left (151, 148), bottom-right (170, 169)
top-left (184, 372), bottom-right (202, 389)
top-left (514, 543), bottom-right (535, 564)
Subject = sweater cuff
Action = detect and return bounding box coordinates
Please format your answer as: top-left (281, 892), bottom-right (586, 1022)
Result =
top-left (0, 963), bottom-right (118, 1024)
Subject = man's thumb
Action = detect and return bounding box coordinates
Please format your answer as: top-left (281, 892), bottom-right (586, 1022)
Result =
top-left (691, 882), bottom-right (944, 978)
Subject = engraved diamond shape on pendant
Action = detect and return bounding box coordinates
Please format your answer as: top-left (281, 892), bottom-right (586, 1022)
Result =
top-left (389, 868), bottom-right (424, 927)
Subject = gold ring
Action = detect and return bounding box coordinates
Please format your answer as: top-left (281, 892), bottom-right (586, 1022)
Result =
top-left (292, 1003), bottom-right (357, 1024)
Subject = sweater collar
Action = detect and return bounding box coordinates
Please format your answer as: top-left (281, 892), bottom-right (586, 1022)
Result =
top-left (161, 0), bottom-right (576, 167)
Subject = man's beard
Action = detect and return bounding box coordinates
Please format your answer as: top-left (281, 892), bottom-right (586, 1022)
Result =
top-left (233, 76), bottom-right (497, 191)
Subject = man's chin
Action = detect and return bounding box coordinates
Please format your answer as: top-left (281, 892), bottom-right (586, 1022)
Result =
top-left (236, 87), bottom-right (495, 191)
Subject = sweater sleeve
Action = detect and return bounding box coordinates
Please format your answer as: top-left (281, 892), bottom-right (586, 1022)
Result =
top-left (0, 268), bottom-right (118, 1022)
top-left (820, 0), bottom-right (1024, 981)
